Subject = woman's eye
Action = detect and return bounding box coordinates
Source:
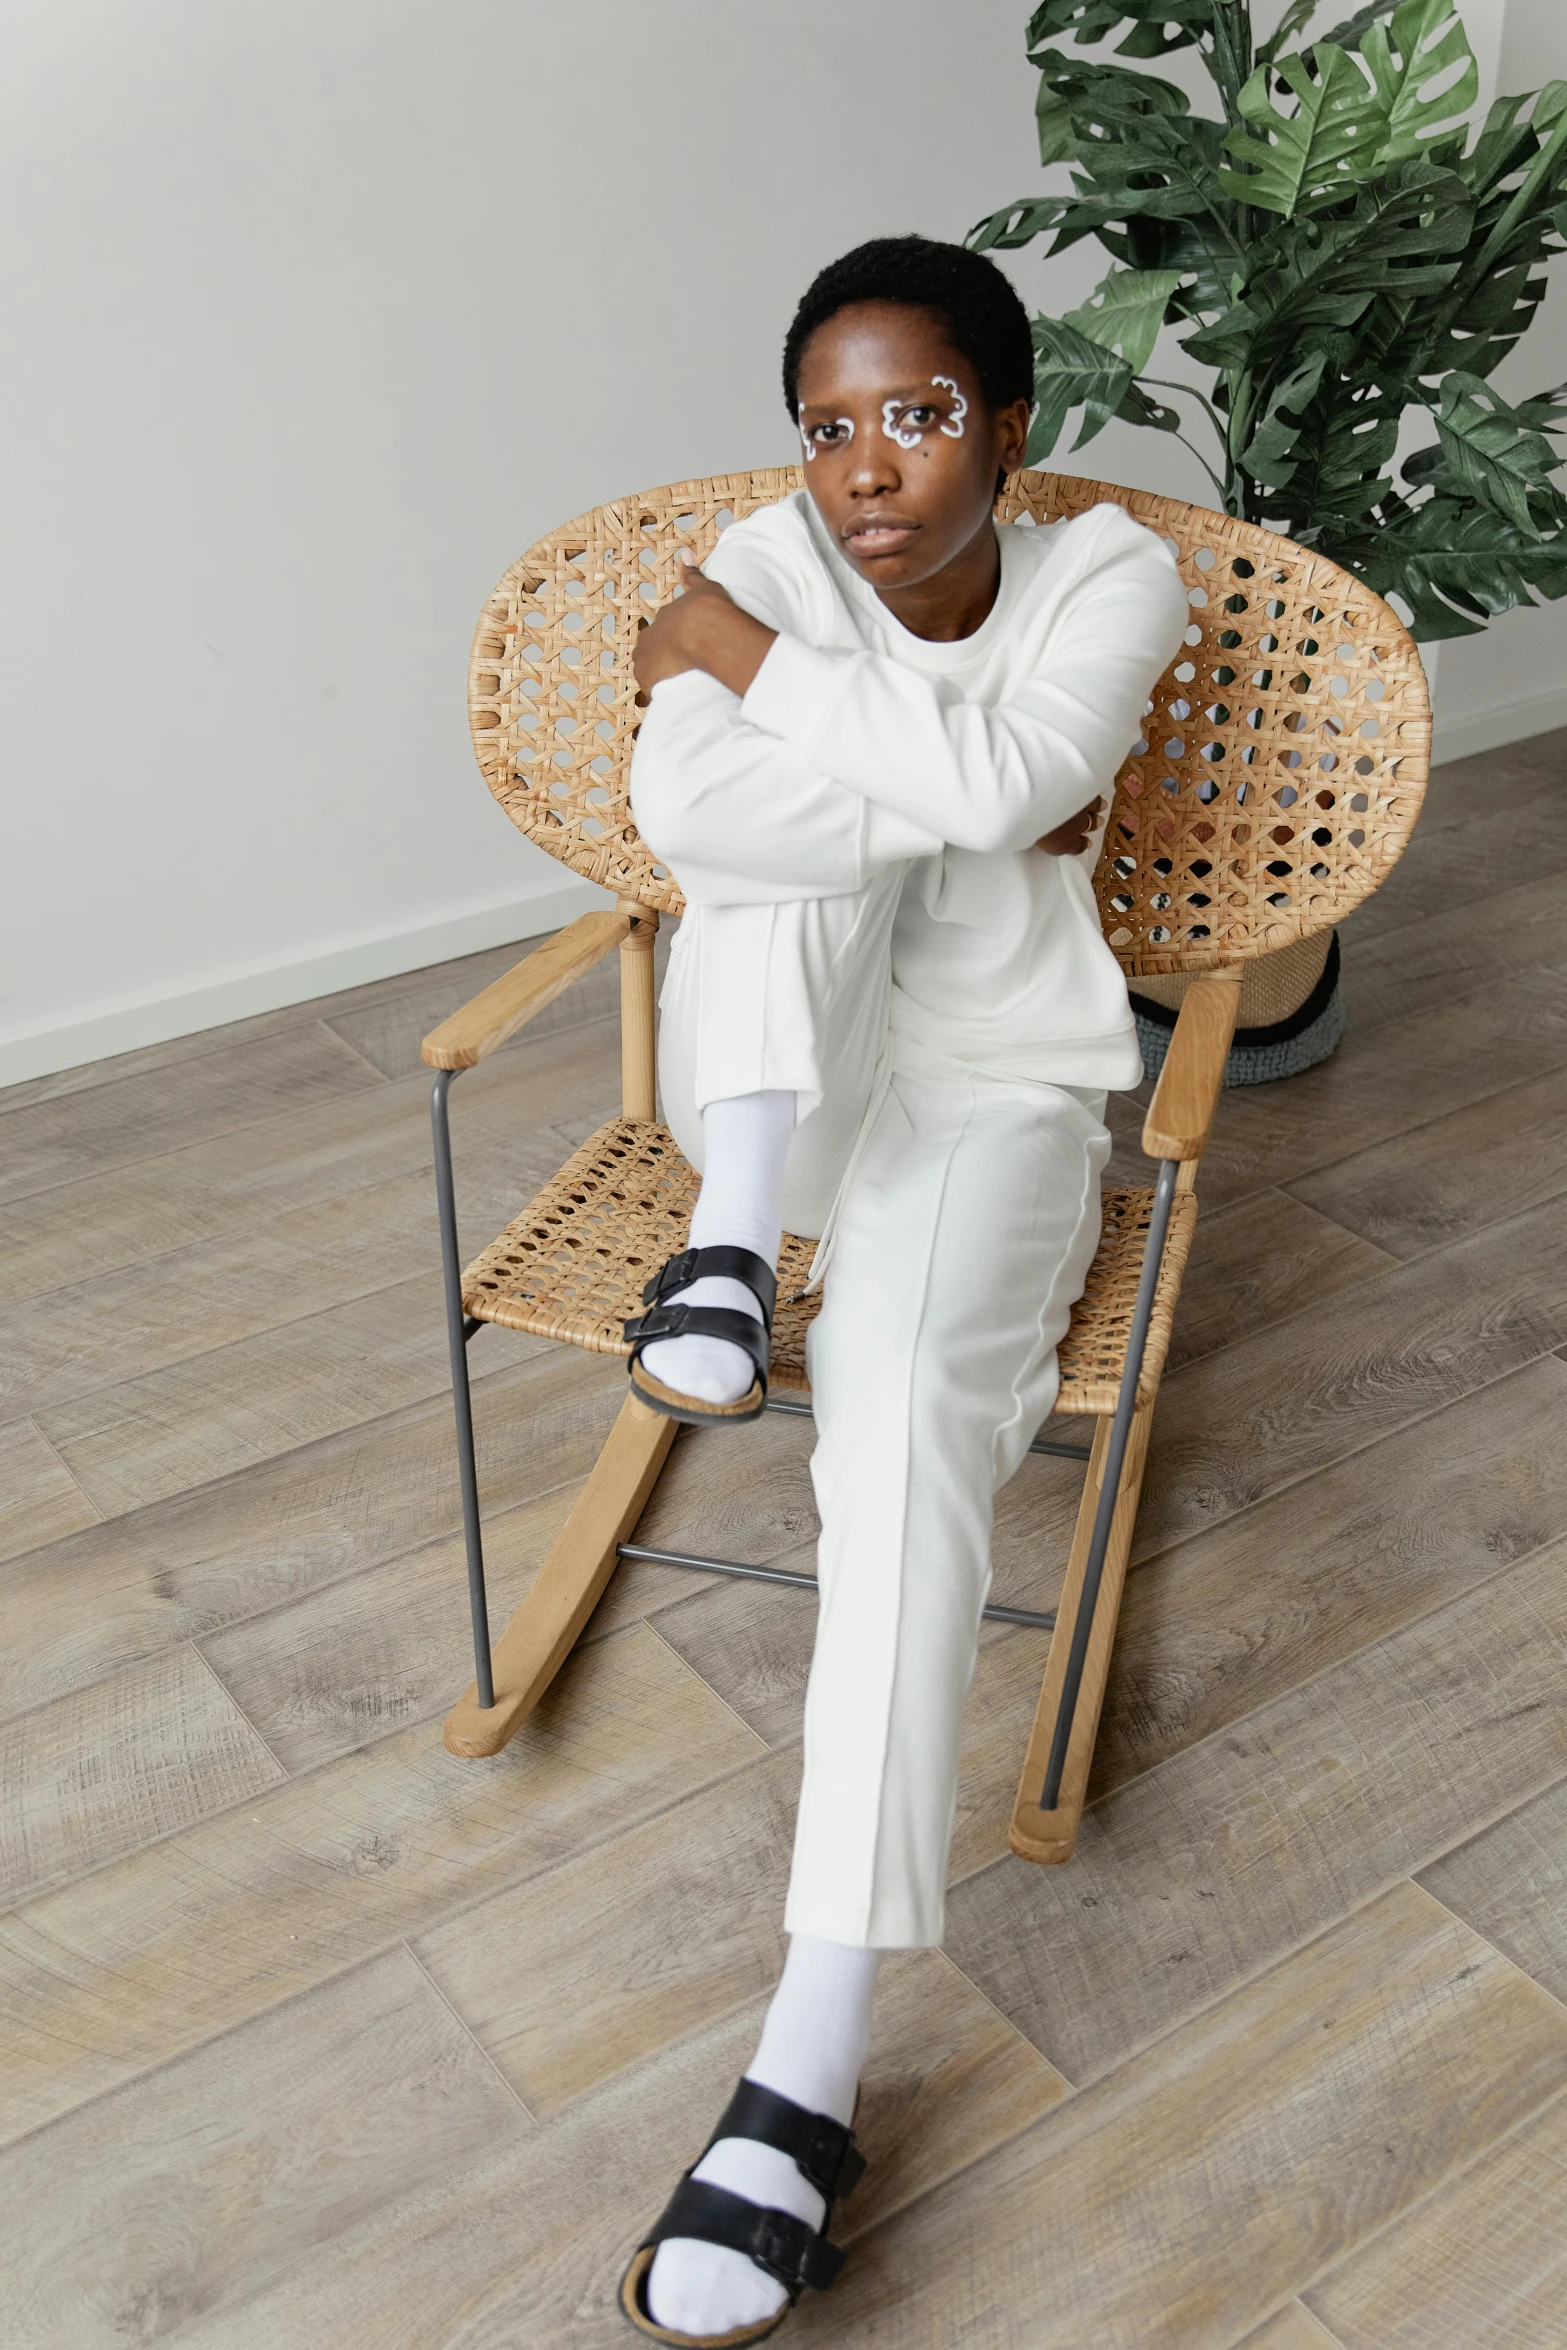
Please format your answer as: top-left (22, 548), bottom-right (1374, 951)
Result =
top-left (905, 408), bottom-right (937, 428)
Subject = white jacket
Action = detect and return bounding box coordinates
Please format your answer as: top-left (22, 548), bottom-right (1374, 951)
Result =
top-left (631, 489), bottom-right (1187, 1090)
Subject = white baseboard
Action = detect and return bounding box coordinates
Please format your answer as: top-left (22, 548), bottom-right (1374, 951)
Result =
top-left (0, 874), bottom-right (611, 1090)
top-left (1433, 684), bottom-right (1567, 767)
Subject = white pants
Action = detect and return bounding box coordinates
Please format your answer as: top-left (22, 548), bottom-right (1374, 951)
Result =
top-left (659, 883), bottom-right (1110, 1948)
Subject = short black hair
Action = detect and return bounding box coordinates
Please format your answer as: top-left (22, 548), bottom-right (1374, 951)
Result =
top-left (782, 234), bottom-right (1033, 419)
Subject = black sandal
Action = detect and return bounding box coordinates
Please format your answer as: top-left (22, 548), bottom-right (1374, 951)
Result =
top-left (619, 2078), bottom-right (866, 2345)
top-left (623, 1246), bottom-right (777, 1427)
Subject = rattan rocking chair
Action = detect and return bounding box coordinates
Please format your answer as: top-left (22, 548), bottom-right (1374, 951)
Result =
top-left (420, 467), bottom-right (1430, 1865)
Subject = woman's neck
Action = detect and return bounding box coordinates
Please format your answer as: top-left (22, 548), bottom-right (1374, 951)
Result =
top-left (873, 514), bottom-right (1001, 642)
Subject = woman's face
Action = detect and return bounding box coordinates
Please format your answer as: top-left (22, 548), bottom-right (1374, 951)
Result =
top-left (794, 301), bottom-right (1030, 593)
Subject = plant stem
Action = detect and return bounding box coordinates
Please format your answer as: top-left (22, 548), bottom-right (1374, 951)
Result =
top-left (1207, 0), bottom-right (1255, 126)
top-left (1204, 3), bottom-right (1256, 270)
top-left (1142, 373), bottom-right (1241, 507)
top-left (1144, 374), bottom-right (1230, 447)
top-left (1171, 430), bottom-right (1233, 503)
top-left (1227, 365), bottom-right (1256, 508)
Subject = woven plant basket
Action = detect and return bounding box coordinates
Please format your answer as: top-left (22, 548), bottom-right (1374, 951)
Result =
top-left (1129, 929), bottom-right (1344, 1087)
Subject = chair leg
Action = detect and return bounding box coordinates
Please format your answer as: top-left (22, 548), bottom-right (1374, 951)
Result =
top-left (443, 1391), bottom-right (678, 1757)
top-left (1008, 1401), bottom-right (1154, 1863)
top-left (618, 898), bottom-right (658, 1122)
top-left (1009, 1152), bottom-right (1179, 1864)
top-left (432, 1068), bottom-right (494, 1711)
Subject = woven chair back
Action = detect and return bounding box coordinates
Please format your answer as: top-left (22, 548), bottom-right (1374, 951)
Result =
top-left (468, 469), bottom-right (1430, 976)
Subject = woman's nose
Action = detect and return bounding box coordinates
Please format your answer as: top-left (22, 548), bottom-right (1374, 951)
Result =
top-left (845, 428), bottom-right (900, 493)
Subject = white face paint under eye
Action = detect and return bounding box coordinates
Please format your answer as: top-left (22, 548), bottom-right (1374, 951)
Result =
top-left (881, 398), bottom-right (922, 450)
top-left (800, 409), bottom-right (854, 461)
top-left (932, 375), bottom-right (968, 439)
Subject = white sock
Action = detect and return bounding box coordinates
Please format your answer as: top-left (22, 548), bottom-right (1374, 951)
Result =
top-left (647, 1935), bottom-right (882, 2337)
top-left (639, 1088), bottom-right (797, 1407)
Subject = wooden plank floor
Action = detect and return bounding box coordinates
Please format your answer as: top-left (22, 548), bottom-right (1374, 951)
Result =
top-left (3, 734), bottom-right (1566, 2348)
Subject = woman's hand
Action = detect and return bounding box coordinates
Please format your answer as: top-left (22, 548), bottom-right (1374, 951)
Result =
top-left (633, 552), bottom-right (777, 701)
top-left (1035, 797), bottom-right (1105, 857)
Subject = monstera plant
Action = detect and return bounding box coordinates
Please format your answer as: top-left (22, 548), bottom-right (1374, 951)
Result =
top-left (970, 0), bottom-right (1567, 640)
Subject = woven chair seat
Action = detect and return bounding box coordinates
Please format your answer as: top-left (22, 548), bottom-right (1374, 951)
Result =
top-left (462, 1119), bottom-right (1197, 1413)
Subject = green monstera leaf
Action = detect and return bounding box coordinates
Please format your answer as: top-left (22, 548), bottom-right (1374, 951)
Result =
top-left (1256, 4), bottom-right (1402, 68)
top-left (1359, 0), bottom-right (1478, 163)
top-left (972, 0), bottom-right (1567, 638)
top-left (1027, 314), bottom-right (1136, 458)
top-left (1267, 383), bottom-right (1404, 532)
top-left (1064, 266), bottom-right (1184, 371)
top-left (1030, 51), bottom-right (1193, 171)
top-left (1185, 160), bottom-right (1471, 369)
top-left (1116, 378), bottom-right (1185, 433)
top-left (1222, 1), bottom-right (1476, 217)
top-left (1391, 89), bottom-right (1567, 389)
top-left (1025, 0), bottom-right (1212, 57)
top-left (1311, 4), bottom-right (1398, 53)
top-left (1512, 382), bottom-right (1567, 433)
top-left (1429, 371), bottom-right (1567, 536)
top-left (1221, 44), bottom-right (1388, 216)
top-left (1257, 1), bottom-right (1325, 68)
top-left (1238, 351), bottom-right (1329, 486)
top-left (969, 193), bottom-right (1076, 253)
top-left (1347, 495), bottom-right (1567, 635)
top-left (1026, 306), bottom-right (1188, 462)
top-left (977, 83), bottom-right (1235, 276)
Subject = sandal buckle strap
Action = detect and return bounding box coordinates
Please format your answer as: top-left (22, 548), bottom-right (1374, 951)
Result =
top-left (621, 1303), bottom-right (770, 1381)
top-left (770, 2220), bottom-right (845, 2294)
top-left (643, 2178), bottom-right (845, 2297)
top-left (707, 2078), bottom-right (865, 2202)
top-left (643, 1246), bottom-right (700, 1306)
top-left (640, 1245), bottom-right (778, 1331)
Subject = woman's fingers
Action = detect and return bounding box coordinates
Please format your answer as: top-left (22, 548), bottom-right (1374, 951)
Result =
top-left (674, 552), bottom-right (738, 609)
top-left (1035, 795), bottom-right (1106, 855)
top-left (633, 598), bottom-right (693, 693)
top-left (675, 547), bottom-right (714, 595)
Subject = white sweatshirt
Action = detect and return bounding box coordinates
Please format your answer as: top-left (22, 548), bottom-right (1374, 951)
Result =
top-left (630, 489), bottom-right (1188, 1090)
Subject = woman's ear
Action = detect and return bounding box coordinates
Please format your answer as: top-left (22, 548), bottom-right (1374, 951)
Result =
top-left (996, 395), bottom-right (1031, 478)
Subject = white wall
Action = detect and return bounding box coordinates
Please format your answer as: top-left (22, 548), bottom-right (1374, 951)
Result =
top-left (2, 0), bottom-right (1562, 1083)
top-left (1434, 0), bottom-right (1567, 751)
top-left (1, 0), bottom-right (1045, 1080)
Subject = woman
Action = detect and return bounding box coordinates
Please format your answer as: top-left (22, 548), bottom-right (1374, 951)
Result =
top-left (618, 234), bottom-right (1187, 2344)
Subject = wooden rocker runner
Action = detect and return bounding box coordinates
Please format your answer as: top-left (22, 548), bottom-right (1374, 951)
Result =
top-left (420, 465), bottom-right (1430, 1865)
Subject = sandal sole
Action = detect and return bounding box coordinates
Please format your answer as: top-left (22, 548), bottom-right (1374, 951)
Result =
top-left (618, 2246), bottom-right (790, 2345)
top-left (627, 1364), bottom-right (767, 1427)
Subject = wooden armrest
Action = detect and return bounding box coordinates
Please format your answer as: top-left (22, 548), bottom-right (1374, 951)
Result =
top-left (1141, 966), bottom-right (1244, 1162)
top-left (421, 908), bottom-right (631, 1070)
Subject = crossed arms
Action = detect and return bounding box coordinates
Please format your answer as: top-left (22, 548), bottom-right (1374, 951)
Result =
top-left (628, 514), bottom-right (1189, 909)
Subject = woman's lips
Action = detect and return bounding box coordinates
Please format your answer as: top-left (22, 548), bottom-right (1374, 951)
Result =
top-left (844, 520), bottom-right (918, 558)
